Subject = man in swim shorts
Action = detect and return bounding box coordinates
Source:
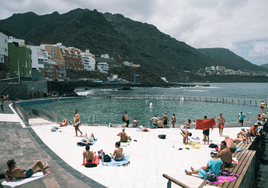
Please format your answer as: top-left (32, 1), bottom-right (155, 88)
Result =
top-left (73, 110), bottom-right (83, 137)
top-left (238, 111), bottom-right (246, 127)
top-left (157, 118), bottom-right (163, 128)
top-left (202, 116), bottom-right (211, 145)
top-left (216, 113), bottom-right (225, 137)
top-left (117, 129), bottom-right (131, 142)
top-left (260, 101), bottom-right (265, 112)
top-left (162, 112), bottom-right (169, 128)
top-left (224, 136), bottom-right (235, 153)
top-left (217, 141), bottom-right (232, 168)
top-left (150, 116), bottom-right (158, 128)
top-left (181, 129), bottom-right (192, 144)
top-left (124, 111), bottom-right (129, 127)
top-left (4, 159), bottom-right (50, 182)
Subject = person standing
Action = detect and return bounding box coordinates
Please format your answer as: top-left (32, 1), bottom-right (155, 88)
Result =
top-left (124, 111), bottom-right (129, 127)
top-left (202, 116), bottom-right (211, 145)
top-left (260, 101), bottom-right (265, 112)
top-left (133, 117), bottom-right (137, 127)
top-left (216, 113), bottom-right (225, 137)
top-left (171, 114), bottom-right (176, 128)
top-left (73, 110), bottom-right (83, 137)
top-left (1, 99), bottom-right (4, 111)
top-left (162, 112), bottom-right (169, 128)
top-left (238, 111), bottom-right (246, 127)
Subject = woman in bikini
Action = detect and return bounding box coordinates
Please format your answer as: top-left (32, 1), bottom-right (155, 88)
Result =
top-left (110, 141), bottom-right (124, 161)
top-left (82, 145), bottom-right (96, 164)
top-left (171, 114), bottom-right (176, 128)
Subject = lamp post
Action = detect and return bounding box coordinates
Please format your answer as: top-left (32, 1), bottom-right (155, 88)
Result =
top-left (16, 59), bottom-right (21, 82)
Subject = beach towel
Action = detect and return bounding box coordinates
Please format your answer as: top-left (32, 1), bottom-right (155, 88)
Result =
top-left (136, 128), bottom-right (142, 132)
top-left (209, 173), bottom-right (237, 184)
top-left (121, 140), bottom-right (131, 147)
top-left (195, 118), bottom-right (215, 130)
top-left (82, 156), bottom-right (100, 166)
top-left (73, 113), bottom-right (81, 126)
top-left (77, 139), bottom-right (98, 146)
top-left (1, 172), bottom-right (47, 187)
top-left (102, 155), bottom-right (130, 166)
top-left (185, 142), bottom-right (201, 149)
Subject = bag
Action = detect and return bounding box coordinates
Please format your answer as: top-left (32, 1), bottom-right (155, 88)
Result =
top-left (204, 172), bottom-right (218, 182)
top-left (85, 163), bottom-right (97, 168)
top-left (104, 155), bottom-right (111, 162)
top-left (122, 116), bottom-right (125, 122)
top-left (209, 143), bottom-right (217, 148)
top-left (158, 134), bottom-right (166, 139)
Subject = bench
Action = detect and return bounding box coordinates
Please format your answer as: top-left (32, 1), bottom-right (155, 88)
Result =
top-left (198, 142), bottom-right (256, 188)
top-left (162, 174), bottom-right (190, 188)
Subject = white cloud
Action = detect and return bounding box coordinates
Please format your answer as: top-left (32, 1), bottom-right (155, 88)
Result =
top-left (249, 41), bottom-right (268, 58)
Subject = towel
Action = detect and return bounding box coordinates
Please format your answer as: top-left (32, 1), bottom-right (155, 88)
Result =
top-left (121, 140), bottom-right (131, 147)
top-left (209, 175), bottom-right (237, 184)
top-left (82, 156), bottom-right (100, 166)
top-left (77, 139), bottom-right (98, 146)
top-left (235, 147), bottom-right (243, 153)
top-left (73, 113), bottom-right (81, 126)
top-left (195, 118), bottom-right (215, 130)
top-left (185, 142), bottom-right (201, 149)
top-left (102, 155), bottom-right (130, 166)
top-left (1, 172), bottom-right (47, 187)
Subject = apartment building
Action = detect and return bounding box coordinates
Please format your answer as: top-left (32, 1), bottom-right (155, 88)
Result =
top-left (0, 32), bottom-right (8, 78)
top-left (61, 47), bottom-right (84, 70)
top-left (80, 49), bottom-right (96, 71)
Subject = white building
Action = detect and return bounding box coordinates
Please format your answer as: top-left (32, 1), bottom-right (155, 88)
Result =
top-left (29, 46), bottom-right (47, 70)
top-left (0, 32), bottom-right (8, 64)
top-left (8, 36), bottom-right (25, 46)
top-left (97, 62), bottom-right (109, 73)
top-left (101, 54), bottom-right (109, 59)
top-left (81, 49), bottom-right (96, 71)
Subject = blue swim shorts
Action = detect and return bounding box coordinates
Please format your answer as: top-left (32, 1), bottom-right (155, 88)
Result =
top-left (26, 168), bottom-right (33, 178)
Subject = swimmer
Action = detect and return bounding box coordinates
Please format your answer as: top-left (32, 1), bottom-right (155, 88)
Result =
top-left (139, 125), bottom-right (149, 132)
top-left (60, 119), bottom-right (68, 127)
top-left (181, 129), bottom-right (192, 144)
top-left (78, 133), bottom-right (95, 145)
top-left (216, 113), bottom-right (225, 137)
top-left (83, 145), bottom-right (96, 164)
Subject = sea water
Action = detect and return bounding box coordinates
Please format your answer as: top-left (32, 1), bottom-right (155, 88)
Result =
top-left (21, 83), bottom-right (267, 125)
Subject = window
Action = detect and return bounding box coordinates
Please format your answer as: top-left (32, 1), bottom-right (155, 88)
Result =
top-left (38, 59), bottom-right (43, 64)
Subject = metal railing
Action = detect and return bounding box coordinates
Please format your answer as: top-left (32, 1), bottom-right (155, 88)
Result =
top-left (163, 174), bottom-right (190, 188)
top-left (13, 102), bottom-right (29, 124)
top-left (32, 109), bottom-right (57, 123)
top-left (89, 95), bottom-right (266, 107)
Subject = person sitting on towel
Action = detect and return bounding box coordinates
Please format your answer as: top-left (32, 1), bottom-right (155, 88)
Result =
top-left (77, 133), bottom-right (96, 145)
top-left (60, 119), bottom-right (68, 127)
top-left (185, 151), bottom-right (222, 177)
top-left (117, 129), bottom-right (131, 142)
top-left (83, 145), bottom-right (96, 164)
top-left (217, 141), bottom-right (232, 168)
top-left (4, 159), bottom-right (50, 182)
top-left (181, 129), bottom-right (192, 144)
top-left (110, 141), bottom-right (124, 161)
top-left (224, 136), bottom-right (235, 153)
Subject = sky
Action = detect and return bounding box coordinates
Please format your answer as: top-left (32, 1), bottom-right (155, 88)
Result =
top-left (0, 0), bottom-right (268, 66)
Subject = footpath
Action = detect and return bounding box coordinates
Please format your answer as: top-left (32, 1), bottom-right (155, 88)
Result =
top-left (0, 102), bottom-right (104, 188)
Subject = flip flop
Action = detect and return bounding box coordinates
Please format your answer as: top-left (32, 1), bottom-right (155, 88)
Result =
top-left (178, 148), bottom-right (183, 150)
top-left (185, 148), bottom-right (190, 150)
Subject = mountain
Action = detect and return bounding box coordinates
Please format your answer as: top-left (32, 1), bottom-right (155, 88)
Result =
top-left (198, 48), bottom-right (266, 72)
top-left (0, 8), bottom-right (266, 82)
top-left (260, 64), bottom-right (268, 69)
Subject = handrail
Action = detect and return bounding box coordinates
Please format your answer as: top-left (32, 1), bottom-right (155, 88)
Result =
top-left (163, 174), bottom-right (190, 188)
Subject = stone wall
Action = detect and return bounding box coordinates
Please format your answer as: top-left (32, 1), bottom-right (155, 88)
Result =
top-left (1, 81), bottom-right (48, 99)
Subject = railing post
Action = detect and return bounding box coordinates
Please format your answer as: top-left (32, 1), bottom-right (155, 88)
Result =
top-left (244, 100), bottom-right (245, 105)
top-left (167, 180), bottom-right (171, 188)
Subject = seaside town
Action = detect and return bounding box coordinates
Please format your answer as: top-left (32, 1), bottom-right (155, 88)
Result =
top-left (1, 2), bottom-right (268, 188)
top-left (1, 32), bottom-right (267, 84)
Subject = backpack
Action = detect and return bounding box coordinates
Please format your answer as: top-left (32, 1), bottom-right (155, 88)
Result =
top-left (85, 163), bottom-right (97, 168)
top-left (104, 155), bottom-right (111, 162)
top-left (122, 116), bottom-right (125, 122)
top-left (158, 134), bottom-right (166, 139)
top-left (204, 172), bottom-right (218, 182)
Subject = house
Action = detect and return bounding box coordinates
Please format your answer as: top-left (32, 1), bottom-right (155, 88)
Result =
top-left (0, 32), bottom-right (8, 78)
top-left (97, 62), bottom-right (109, 73)
top-left (81, 49), bottom-right (96, 71)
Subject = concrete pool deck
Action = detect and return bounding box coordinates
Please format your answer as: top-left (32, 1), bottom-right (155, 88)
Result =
top-left (0, 101), bottom-right (262, 188)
